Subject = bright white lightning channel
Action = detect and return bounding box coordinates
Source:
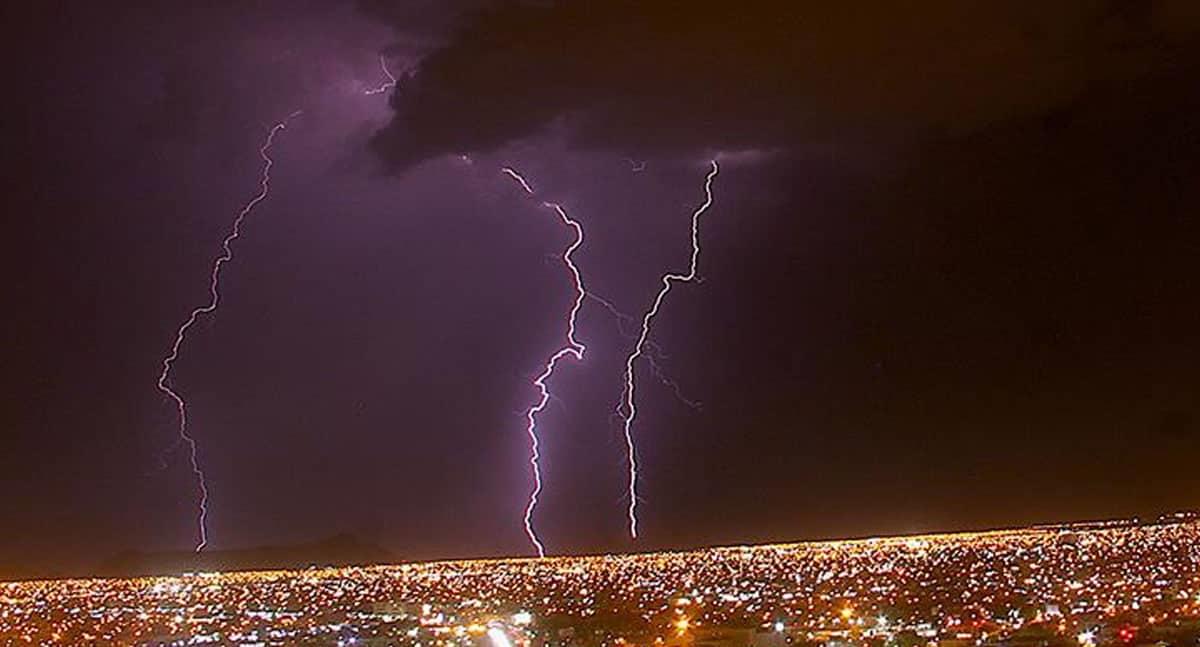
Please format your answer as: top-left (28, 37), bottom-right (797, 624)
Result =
top-left (618, 160), bottom-right (719, 539)
top-left (156, 110), bottom-right (300, 552)
top-left (503, 167), bottom-right (588, 558)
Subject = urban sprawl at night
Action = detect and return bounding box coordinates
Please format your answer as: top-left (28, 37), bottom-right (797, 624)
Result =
top-left (3, 514), bottom-right (1198, 646)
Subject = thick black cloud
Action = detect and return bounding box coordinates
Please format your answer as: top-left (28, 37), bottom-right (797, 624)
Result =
top-left (367, 0), bottom-right (1200, 169)
top-left (357, 0), bottom-right (490, 56)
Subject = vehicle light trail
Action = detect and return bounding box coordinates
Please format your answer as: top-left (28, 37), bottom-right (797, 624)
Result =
top-left (156, 110), bottom-right (300, 552)
top-left (618, 159), bottom-right (719, 539)
top-left (502, 167), bottom-right (588, 557)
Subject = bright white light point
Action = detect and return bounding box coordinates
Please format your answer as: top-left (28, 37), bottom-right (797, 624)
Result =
top-left (1077, 630), bottom-right (1096, 646)
top-left (512, 611), bottom-right (532, 626)
top-left (773, 621), bottom-right (784, 632)
top-left (487, 628), bottom-right (513, 647)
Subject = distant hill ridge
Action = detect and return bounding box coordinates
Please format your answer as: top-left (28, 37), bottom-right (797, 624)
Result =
top-left (6, 510), bottom-right (1196, 582)
top-left (95, 533), bottom-right (393, 578)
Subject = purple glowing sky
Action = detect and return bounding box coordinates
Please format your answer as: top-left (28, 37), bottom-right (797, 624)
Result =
top-left (6, 1), bottom-right (1200, 573)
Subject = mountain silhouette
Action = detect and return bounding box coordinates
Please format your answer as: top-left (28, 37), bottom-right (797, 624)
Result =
top-left (92, 533), bottom-right (394, 578)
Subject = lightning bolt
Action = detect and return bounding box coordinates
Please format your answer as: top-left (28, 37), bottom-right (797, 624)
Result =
top-left (156, 111), bottom-right (300, 552)
top-left (502, 167), bottom-right (588, 558)
top-left (364, 54), bottom-right (398, 96)
top-left (618, 159), bottom-right (719, 539)
top-left (587, 293), bottom-right (701, 412)
top-left (586, 293), bottom-right (642, 339)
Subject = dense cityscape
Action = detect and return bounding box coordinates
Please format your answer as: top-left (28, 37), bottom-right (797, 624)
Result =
top-left (2, 514), bottom-right (1198, 646)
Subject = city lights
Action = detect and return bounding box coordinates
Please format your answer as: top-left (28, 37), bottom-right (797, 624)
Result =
top-left (2, 516), bottom-right (1198, 645)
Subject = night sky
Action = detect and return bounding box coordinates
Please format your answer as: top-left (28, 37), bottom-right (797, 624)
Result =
top-left (6, 1), bottom-right (1199, 573)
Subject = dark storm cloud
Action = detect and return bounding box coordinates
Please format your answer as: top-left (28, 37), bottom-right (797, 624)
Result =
top-left (357, 0), bottom-right (491, 56)
top-left (366, 0), bottom-right (1200, 169)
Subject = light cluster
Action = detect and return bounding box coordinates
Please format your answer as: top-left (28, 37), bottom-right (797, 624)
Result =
top-left (3, 515), bottom-right (1199, 646)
